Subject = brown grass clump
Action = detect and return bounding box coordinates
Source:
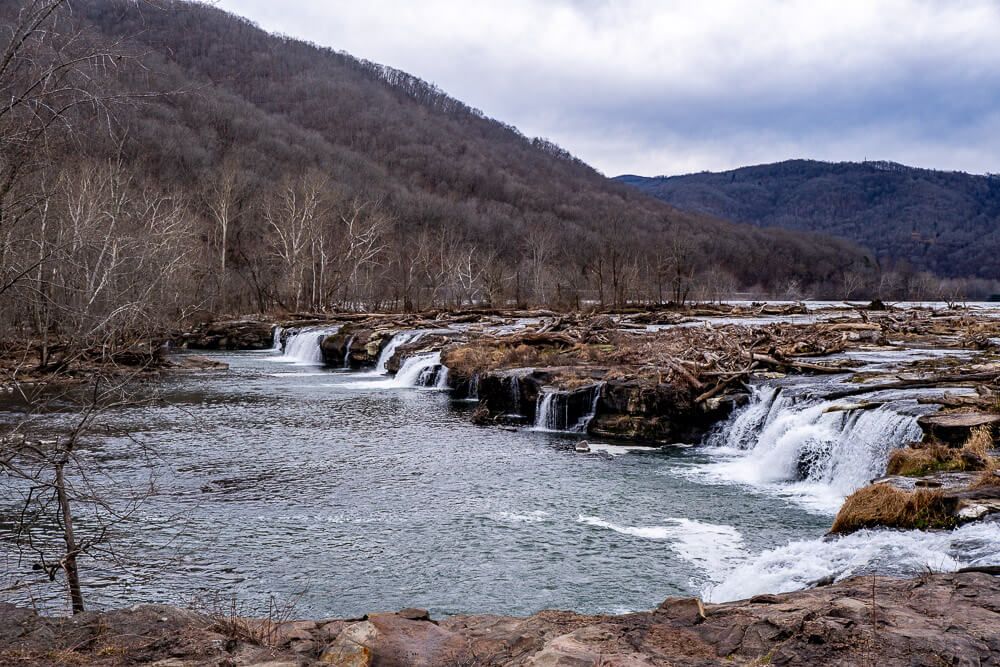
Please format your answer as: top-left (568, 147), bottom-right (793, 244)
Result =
top-left (969, 469), bottom-right (1000, 489)
top-left (886, 426), bottom-right (995, 477)
top-left (441, 345), bottom-right (495, 377)
top-left (830, 484), bottom-right (956, 534)
top-left (443, 342), bottom-right (564, 377)
top-left (964, 425), bottom-right (995, 457)
top-left (496, 344), bottom-right (546, 369)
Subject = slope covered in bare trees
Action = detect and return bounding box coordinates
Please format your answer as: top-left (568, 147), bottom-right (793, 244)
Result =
top-left (1, 0), bottom-right (874, 341)
top-left (619, 161), bottom-right (1000, 292)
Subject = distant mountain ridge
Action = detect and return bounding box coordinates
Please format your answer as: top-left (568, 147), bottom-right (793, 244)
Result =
top-left (1, 0), bottom-right (871, 309)
top-left (617, 160), bottom-right (1000, 281)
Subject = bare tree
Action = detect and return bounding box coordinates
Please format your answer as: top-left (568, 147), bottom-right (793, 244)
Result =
top-left (203, 159), bottom-right (246, 311)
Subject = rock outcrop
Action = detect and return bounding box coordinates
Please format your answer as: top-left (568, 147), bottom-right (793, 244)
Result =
top-left (4, 573), bottom-right (1000, 666)
top-left (918, 412), bottom-right (1000, 446)
top-left (177, 319), bottom-right (276, 351)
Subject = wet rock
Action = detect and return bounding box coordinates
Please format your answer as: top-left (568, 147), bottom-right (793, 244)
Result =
top-left (320, 326), bottom-right (383, 368)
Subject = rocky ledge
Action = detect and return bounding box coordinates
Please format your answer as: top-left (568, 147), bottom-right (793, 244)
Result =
top-left (3, 573), bottom-right (999, 666)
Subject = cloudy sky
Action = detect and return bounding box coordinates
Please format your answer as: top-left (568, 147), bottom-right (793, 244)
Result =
top-left (215, 0), bottom-right (1000, 177)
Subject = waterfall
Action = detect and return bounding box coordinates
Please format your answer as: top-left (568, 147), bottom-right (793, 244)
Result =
top-left (535, 391), bottom-right (560, 431)
top-left (342, 335), bottom-right (355, 369)
top-left (375, 331), bottom-right (425, 374)
top-left (702, 384), bottom-right (924, 511)
top-left (391, 351), bottom-right (448, 388)
top-left (508, 375), bottom-right (521, 415)
top-left (574, 384), bottom-right (603, 433)
top-left (435, 365), bottom-right (450, 389)
top-left (533, 384), bottom-right (604, 433)
top-left (270, 326), bottom-right (284, 352)
top-left (276, 325), bottom-right (339, 364)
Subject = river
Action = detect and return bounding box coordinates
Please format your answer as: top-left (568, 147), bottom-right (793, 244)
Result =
top-left (3, 317), bottom-right (1000, 618)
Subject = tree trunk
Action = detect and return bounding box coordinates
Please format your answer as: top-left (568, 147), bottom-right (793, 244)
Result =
top-left (55, 461), bottom-right (85, 614)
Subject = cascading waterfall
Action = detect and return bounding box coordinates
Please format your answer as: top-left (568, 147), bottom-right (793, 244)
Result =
top-left (276, 325), bottom-right (340, 364)
top-left (391, 351), bottom-right (448, 389)
top-left (435, 364), bottom-right (450, 389)
top-left (533, 384), bottom-right (604, 433)
top-left (535, 391), bottom-right (560, 431)
top-left (342, 335), bottom-right (355, 369)
top-left (375, 331), bottom-right (425, 374)
top-left (578, 385), bottom-right (603, 433)
top-left (702, 384), bottom-right (924, 511)
top-left (270, 326), bottom-right (284, 352)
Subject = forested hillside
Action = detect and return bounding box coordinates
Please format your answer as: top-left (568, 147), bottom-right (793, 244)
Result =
top-left (1, 0), bottom-right (874, 350)
top-left (618, 161), bottom-right (1000, 288)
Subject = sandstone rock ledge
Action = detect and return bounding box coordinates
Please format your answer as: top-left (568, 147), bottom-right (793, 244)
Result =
top-left (3, 573), bottom-right (999, 666)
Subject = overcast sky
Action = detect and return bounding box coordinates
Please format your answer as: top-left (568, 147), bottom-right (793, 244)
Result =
top-left (214, 0), bottom-right (1000, 177)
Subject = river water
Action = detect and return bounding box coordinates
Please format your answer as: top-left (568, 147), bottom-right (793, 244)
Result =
top-left (3, 332), bottom-right (1000, 618)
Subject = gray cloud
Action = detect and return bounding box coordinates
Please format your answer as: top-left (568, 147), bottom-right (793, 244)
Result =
top-left (215, 0), bottom-right (1000, 176)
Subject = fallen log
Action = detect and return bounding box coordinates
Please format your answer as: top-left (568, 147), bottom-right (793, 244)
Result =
top-left (751, 353), bottom-right (854, 375)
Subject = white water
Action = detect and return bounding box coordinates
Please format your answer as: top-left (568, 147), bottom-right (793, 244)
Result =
top-left (375, 331), bottom-right (425, 373)
top-left (533, 384), bottom-right (603, 433)
top-left (344, 349), bottom-right (450, 390)
top-left (342, 335), bottom-right (355, 369)
top-left (393, 351), bottom-right (446, 388)
top-left (270, 326), bottom-right (283, 352)
top-left (704, 521), bottom-right (1000, 603)
top-left (273, 325), bottom-right (340, 365)
top-left (696, 385), bottom-right (924, 513)
top-left (579, 515), bottom-right (746, 583)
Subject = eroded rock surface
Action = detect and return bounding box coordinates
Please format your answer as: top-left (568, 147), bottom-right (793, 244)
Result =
top-left (4, 573), bottom-right (1000, 666)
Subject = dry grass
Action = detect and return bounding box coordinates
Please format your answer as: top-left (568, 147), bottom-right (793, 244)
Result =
top-left (443, 343), bottom-right (560, 376)
top-left (887, 427), bottom-right (995, 477)
top-left (969, 469), bottom-right (1000, 489)
top-left (830, 484), bottom-right (956, 534)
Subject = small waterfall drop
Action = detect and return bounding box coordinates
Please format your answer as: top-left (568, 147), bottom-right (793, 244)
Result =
top-left (391, 351), bottom-right (448, 389)
top-left (509, 375), bottom-right (521, 415)
top-left (535, 391), bottom-right (559, 431)
top-left (276, 325), bottom-right (339, 365)
top-left (533, 384), bottom-right (604, 433)
top-left (375, 331), bottom-right (425, 374)
top-left (702, 384), bottom-right (924, 511)
top-left (270, 326), bottom-right (284, 352)
top-left (342, 335), bottom-right (355, 369)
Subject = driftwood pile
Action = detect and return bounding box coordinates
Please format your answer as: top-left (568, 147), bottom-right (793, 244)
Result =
top-left (443, 315), bottom-right (858, 405)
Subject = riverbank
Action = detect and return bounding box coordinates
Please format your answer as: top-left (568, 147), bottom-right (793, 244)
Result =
top-left (3, 571), bottom-right (998, 666)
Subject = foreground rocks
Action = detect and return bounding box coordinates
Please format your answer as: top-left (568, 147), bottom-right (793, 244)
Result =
top-left (3, 573), bottom-right (1000, 666)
